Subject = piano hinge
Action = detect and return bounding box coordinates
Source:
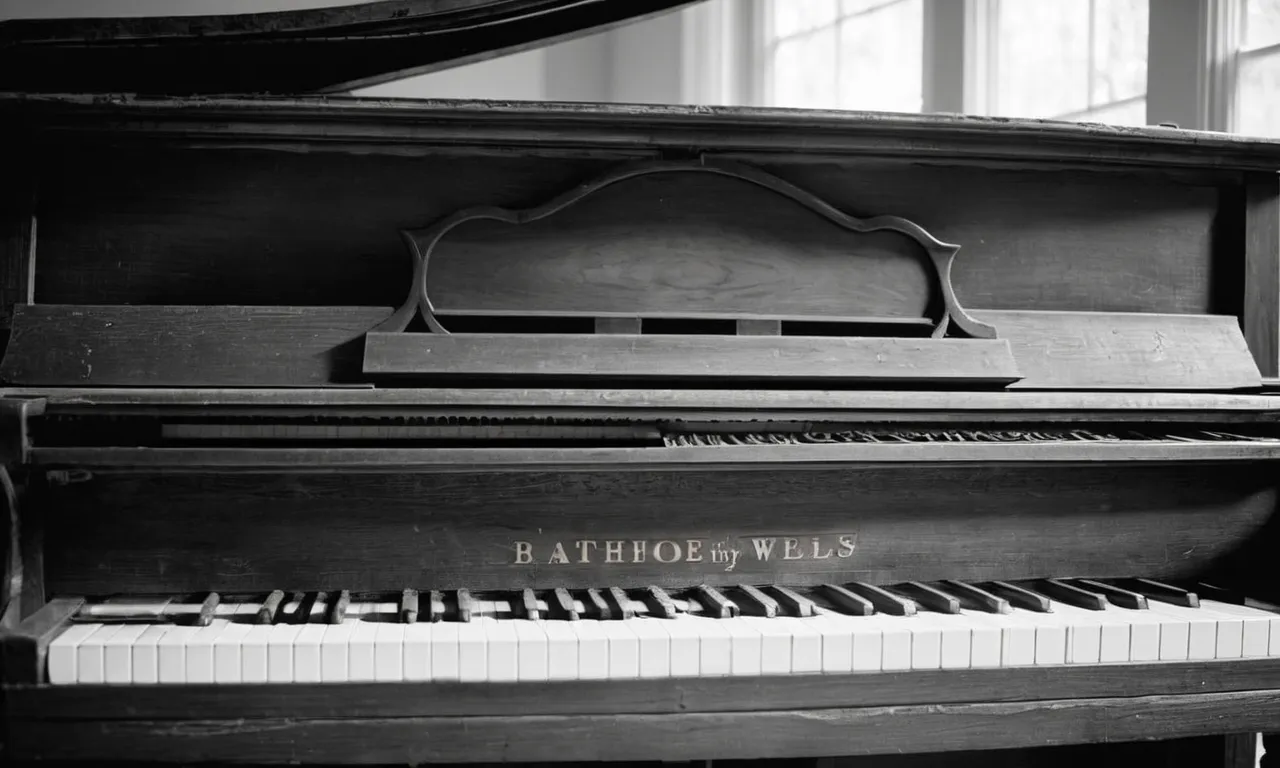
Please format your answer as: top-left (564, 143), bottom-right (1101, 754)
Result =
top-left (0, 397), bottom-right (45, 466)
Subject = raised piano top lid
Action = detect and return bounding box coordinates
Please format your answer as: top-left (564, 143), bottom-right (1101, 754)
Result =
top-left (0, 0), bottom-right (700, 94)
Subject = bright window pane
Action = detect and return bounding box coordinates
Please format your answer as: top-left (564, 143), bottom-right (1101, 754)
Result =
top-left (770, 28), bottom-right (838, 108)
top-left (1072, 97), bottom-right (1147, 126)
top-left (772, 0), bottom-right (839, 38)
top-left (837, 0), bottom-right (923, 112)
top-left (996, 0), bottom-right (1091, 117)
top-left (1246, 0), bottom-right (1280, 51)
top-left (1237, 51), bottom-right (1280, 137)
top-left (1091, 0), bottom-right (1148, 104)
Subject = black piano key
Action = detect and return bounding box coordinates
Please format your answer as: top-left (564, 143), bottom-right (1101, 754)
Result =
top-left (641, 586), bottom-right (678, 619)
top-left (256, 590), bottom-right (285, 625)
top-left (427, 590), bottom-right (446, 623)
top-left (768, 585), bottom-right (816, 617)
top-left (401, 588), bottom-right (419, 623)
top-left (605, 586), bottom-right (635, 620)
top-left (888, 582), bottom-right (959, 614)
top-left (817, 584), bottom-right (875, 616)
top-left (279, 591), bottom-right (306, 624)
top-left (517, 588), bottom-right (540, 621)
top-left (583, 589), bottom-right (611, 620)
top-left (1112, 578), bottom-right (1199, 608)
top-left (983, 581), bottom-right (1053, 612)
top-left (194, 592), bottom-right (220, 627)
top-left (295, 592), bottom-right (324, 624)
top-left (691, 585), bottom-right (739, 618)
top-left (1067, 578), bottom-right (1148, 610)
top-left (1030, 578), bottom-right (1108, 611)
top-left (937, 580), bottom-right (1011, 614)
top-left (455, 589), bottom-right (474, 623)
top-left (842, 582), bottom-right (917, 616)
top-left (734, 584), bottom-right (780, 618)
top-left (328, 590), bottom-right (351, 624)
top-left (551, 587), bottom-right (580, 621)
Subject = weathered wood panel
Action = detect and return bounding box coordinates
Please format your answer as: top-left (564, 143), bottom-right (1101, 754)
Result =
top-left (363, 333), bottom-right (1020, 384)
top-left (39, 464), bottom-right (1276, 595)
top-left (974, 310), bottom-right (1261, 390)
top-left (10, 657), bottom-right (1280, 720)
top-left (0, 305), bottom-right (391, 387)
top-left (30, 147), bottom-right (1223, 317)
top-left (1245, 173), bottom-right (1280, 378)
top-left (9, 690), bottom-right (1280, 763)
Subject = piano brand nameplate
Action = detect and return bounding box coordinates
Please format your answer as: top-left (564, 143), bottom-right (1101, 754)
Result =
top-left (508, 533), bottom-right (857, 573)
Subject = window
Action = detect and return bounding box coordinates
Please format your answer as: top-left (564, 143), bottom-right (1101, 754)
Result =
top-left (1235, 0), bottom-right (1280, 136)
top-left (764, 0), bottom-right (924, 112)
top-left (988, 0), bottom-right (1148, 125)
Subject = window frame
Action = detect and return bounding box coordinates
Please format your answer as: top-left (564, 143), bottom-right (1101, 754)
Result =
top-left (689, 0), bottom-right (1262, 134)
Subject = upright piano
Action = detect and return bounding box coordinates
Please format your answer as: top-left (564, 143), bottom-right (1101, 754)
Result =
top-left (3, 1), bottom-right (1280, 766)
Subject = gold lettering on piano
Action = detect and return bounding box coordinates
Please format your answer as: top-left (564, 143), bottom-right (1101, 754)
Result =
top-left (508, 534), bottom-right (856, 571)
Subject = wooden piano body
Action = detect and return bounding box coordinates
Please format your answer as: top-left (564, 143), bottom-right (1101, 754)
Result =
top-left (3, 2), bottom-right (1280, 765)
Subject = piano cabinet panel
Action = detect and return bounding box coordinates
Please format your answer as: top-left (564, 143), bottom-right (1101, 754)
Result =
top-left (38, 463), bottom-right (1278, 596)
top-left (29, 144), bottom-right (1226, 318)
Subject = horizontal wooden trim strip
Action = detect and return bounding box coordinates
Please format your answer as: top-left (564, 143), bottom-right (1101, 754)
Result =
top-left (9, 657), bottom-right (1280, 720)
top-left (28, 441), bottom-right (1280, 471)
top-left (9, 387), bottom-right (1280, 415)
top-left (12, 95), bottom-right (1280, 171)
top-left (363, 333), bottom-right (1022, 384)
top-left (8, 689), bottom-right (1280, 762)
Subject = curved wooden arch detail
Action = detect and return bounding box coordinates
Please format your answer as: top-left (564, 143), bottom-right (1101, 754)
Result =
top-left (374, 160), bottom-right (997, 340)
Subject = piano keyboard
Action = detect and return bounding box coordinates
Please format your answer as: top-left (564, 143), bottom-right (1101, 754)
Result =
top-left (45, 580), bottom-right (1280, 685)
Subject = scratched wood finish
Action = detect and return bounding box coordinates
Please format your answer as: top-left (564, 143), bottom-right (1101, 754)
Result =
top-left (26, 146), bottom-right (1223, 316)
top-left (363, 333), bottom-right (1020, 384)
top-left (12, 657), bottom-right (1280, 719)
top-left (10, 690), bottom-right (1280, 763)
top-left (972, 310), bottom-right (1261, 391)
top-left (0, 305), bottom-right (391, 387)
top-left (37, 464), bottom-right (1276, 595)
top-left (1245, 173), bottom-right (1280, 378)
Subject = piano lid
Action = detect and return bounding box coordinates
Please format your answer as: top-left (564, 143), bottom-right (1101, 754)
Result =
top-left (0, 0), bottom-right (698, 94)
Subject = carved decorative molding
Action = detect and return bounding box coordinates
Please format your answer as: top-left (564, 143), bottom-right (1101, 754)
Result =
top-left (373, 159), bottom-right (997, 340)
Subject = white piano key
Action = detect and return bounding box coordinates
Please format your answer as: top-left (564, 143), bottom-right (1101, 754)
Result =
top-left (1031, 607), bottom-right (1069, 666)
top-left (158, 625), bottom-right (200, 684)
top-left (774, 616), bottom-right (819, 674)
top-left (628, 619), bottom-right (672, 678)
top-left (349, 621), bottom-right (378, 682)
top-left (603, 620), bottom-right (640, 679)
top-left (541, 620), bottom-right (579, 680)
top-left (265, 624), bottom-right (300, 683)
top-left (1202, 600), bottom-right (1276, 657)
top-left (743, 617), bottom-right (792, 675)
top-left (485, 619), bottom-right (518, 683)
top-left (725, 618), bottom-right (763, 677)
top-left (957, 610), bottom-right (1002, 669)
top-left (878, 616), bottom-right (911, 671)
top-left (373, 624), bottom-right (405, 682)
top-left (664, 615), bottom-right (701, 677)
top-left (186, 620), bottom-right (229, 684)
top-left (1095, 608), bottom-right (1134, 663)
top-left (131, 624), bottom-right (171, 684)
top-left (1048, 604), bottom-right (1103, 664)
top-left (212, 622), bottom-right (251, 684)
top-left (429, 622), bottom-right (460, 681)
top-left (241, 625), bottom-right (272, 683)
top-left (572, 620), bottom-right (609, 680)
top-left (49, 623), bottom-right (104, 684)
top-left (1147, 602), bottom-right (1215, 659)
top-left (512, 620), bottom-right (549, 681)
top-left (693, 616), bottom-right (731, 677)
top-left (103, 624), bottom-right (148, 684)
top-left (404, 623), bottom-right (433, 681)
top-left (319, 622), bottom-right (353, 682)
top-left (929, 612), bottom-right (972, 669)
top-left (1117, 605), bottom-right (1164, 662)
top-left (1193, 602), bottom-right (1244, 659)
top-left (905, 613), bottom-right (942, 670)
top-left (77, 624), bottom-right (124, 684)
top-left (295, 624), bottom-right (326, 682)
top-left (456, 620), bottom-right (490, 682)
top-left (990, 609), bottom-right (1037, 667)
top-left (807, 613), bottom-right (853, 673)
